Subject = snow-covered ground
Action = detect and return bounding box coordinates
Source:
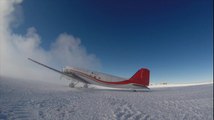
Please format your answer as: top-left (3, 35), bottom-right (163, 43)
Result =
top-left (149, 82), bottom-right (213, 88)
top-left (0, 77), bottom-right (213, 120)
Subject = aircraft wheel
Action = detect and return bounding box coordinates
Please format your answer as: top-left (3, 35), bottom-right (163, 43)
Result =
top-left (69, 83), bottom-right (75, 88)
top-left (84, 84), bottom-right (88, 88)
top-left (133, 90), bottom-right (137, 92)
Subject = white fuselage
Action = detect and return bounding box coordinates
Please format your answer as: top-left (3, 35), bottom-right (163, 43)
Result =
top-left (63, 67), bottom-right (148, 89)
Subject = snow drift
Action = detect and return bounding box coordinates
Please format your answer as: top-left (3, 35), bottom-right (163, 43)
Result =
top-left (0, 77), bottom-right (213, 120)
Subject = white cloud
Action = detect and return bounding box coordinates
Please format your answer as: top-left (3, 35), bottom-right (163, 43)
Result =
top-left (0, 0), bottom-right (101, 84)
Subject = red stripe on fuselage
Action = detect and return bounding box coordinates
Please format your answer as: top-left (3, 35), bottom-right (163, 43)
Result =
top-left (69, 69), bottom-right (134, 85)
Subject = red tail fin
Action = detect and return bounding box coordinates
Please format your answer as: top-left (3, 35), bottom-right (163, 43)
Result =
top-left (129, 68), bottom-right (150, 86)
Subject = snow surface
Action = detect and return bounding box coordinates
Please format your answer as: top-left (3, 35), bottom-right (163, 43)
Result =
top-left (149, 82), bottom-right (213, 88)
top-left (0, 77), bottom-right (213, 120)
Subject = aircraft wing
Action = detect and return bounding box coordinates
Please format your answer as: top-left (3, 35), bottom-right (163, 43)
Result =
top-left (28, 58), bottom-right (64, 74)
top-left (28, 58), bottom-right (90, 84)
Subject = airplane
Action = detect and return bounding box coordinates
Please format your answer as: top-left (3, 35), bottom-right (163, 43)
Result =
top-left (28, 58), bottom-right (150, 91)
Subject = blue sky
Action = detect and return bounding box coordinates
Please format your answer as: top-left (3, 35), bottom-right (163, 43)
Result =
top-left (15, 0), bottom-right (213, 83)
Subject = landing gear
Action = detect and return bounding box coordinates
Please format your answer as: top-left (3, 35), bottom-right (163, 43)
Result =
top-left (69, 83), bottom-right (75, 88)
top-left (69, 81), bottom-right (79, 88)
top-left (83, 84), bottom-right (88, 88)
top-left (69, 81), bottom-right (89, 88)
